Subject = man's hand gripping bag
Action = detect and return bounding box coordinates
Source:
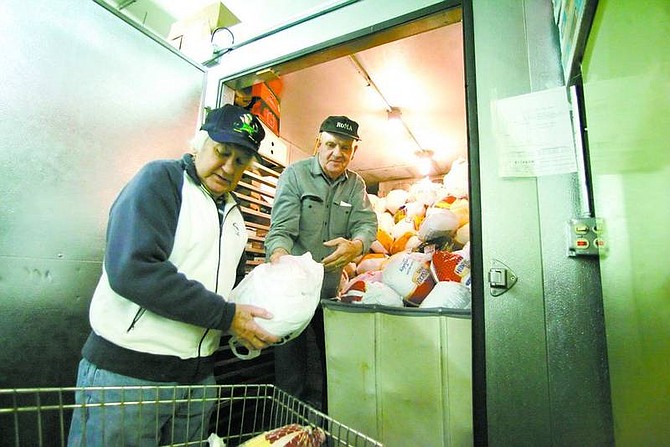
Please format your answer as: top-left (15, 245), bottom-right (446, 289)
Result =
top-left (228, 253), bottom-right (324, 359)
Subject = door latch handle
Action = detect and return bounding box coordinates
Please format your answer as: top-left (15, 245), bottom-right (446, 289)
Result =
top-left (488, 259), bottom-right (518, 296)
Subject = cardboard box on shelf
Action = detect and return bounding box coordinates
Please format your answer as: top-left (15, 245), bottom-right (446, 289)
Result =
top-left (265, 78), bottom-right (283, 98)
top-left (167, 2), bottom-right (239, 62)
top-left (250, 83), bottom-right (280, 116)
top-left (168, 2), bottom-right (239, 39)
top-left (256, 228), bottom-right (268, 238)
top-left (168, 21), bottom-right (212, 62)
top-left (252, 101), bottom-right (280, 137)
top-left (250, 240), bottom-right (264, 250)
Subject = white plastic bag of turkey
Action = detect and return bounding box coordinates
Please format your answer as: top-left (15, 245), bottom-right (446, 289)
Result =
top-left (341, 271), bottom-right (403, 307)
top-left (227, 253), bottom-right (324, 359)
top-left (370, 194), bottom-right (388, 214)
top-left (382, 251), bottom-right (436, 305)
top-left (443, 158), bottom-right (469, 198)
top-left (377, 211), bottom-right (395, 234)
top-left (420, 281), bottom-right (471, 309)
top-left (418, 210), bottom-right (460, 242)
top-left (391, 218), bottom-right (417, 240)
top-left (402, 201), bottom-right (426, 219)
top-left (455, 223), bottom-right (470, 245)
top-left (385, 189), bottom-right (409, 214)
top-left (456, 242), bottom-right (471, 261)
top-left (408, 178), bottom-right (440, 206)
top-left (356, 254), bottom-right (388, 274)
top-left (360, 281), bottom-right (404, 306)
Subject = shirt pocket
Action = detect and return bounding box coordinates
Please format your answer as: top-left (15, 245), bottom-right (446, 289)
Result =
top-left (330, 200), bottom-right (352, 237)
top-left (299, 193), bottom-right (325, 235)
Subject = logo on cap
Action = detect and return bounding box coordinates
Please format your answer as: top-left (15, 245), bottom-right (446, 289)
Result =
top-left (233, 113), bottom-right (262, 144)
top-left (336, 122), bottom-right (354, 131)
top-left (319, 115), bottom-right (360, 140)
top-left (200, 104), bottom-right (266, 152)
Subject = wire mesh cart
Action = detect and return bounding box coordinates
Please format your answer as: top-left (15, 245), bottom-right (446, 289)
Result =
top-left (0, 384), bottom-right (383, 447)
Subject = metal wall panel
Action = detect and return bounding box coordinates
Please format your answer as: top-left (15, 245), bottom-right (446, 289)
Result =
top-left (323, 303), bottom-right (472, 447)
top-left (0, 0), bottom-right (204, 389)
top-left (471, 2), bottom-right (551, 442)
top-left (471, 0), bottom-right (611, 445)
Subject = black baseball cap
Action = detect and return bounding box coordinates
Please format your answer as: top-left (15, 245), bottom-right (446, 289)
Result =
top-left (319, 115), bottom-right (360, 140)
top-left (200, 104), bottom-right (265, 156)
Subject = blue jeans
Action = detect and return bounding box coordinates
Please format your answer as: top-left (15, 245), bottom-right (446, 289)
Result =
top-left (67, 359), bottom-right (217, 447)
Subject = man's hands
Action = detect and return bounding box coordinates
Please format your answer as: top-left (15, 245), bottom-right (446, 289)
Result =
top-left (321, 238), bottom-right (363, 272)
top-left (269, 247), bottom-right (290, 264)
top-left (270, 238), bottom-right (363, 272)
top-left (228, 304), bottom-right (280, 350)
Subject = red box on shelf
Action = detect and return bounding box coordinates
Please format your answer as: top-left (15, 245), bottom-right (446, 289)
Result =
top-left (251, 101), bottom-right (280, 136)
top-left (265, 78), bottom-right (283, 98)
top-left (250, 83), bottom-right (280, 116)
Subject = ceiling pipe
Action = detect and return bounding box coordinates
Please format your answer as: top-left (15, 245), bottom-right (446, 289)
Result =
top-left (348, 54), bottom-right (393, 112)
top-left (349, 55), bottom-right (439, 175)
top-left (349, 54), bottom-right (425, 153)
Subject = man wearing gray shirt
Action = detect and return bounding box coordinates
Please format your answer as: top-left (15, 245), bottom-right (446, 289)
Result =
top-left (265, 115), bottom-right (378, 411)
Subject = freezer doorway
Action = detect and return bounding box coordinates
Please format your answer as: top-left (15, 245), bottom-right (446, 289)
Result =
top-left (222, 7), bottom-right (468, 191)
top-left (219, 5), bottom-right (477, 447)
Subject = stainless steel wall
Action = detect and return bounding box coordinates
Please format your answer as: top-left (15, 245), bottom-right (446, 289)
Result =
top-left (0, 0), bottom-right (204, 388)
top-left (470, 0), bottom-right (612, 445)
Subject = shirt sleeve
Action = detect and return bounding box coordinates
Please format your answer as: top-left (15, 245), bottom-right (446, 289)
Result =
top-left (264, 165), bottom-right (302, 259)
top-left (104, 161), bottom-right (236, 332)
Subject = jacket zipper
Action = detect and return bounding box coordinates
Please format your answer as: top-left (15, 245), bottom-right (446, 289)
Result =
top-left (197, 199), bottom-right (233, 361)
top-left (127, 308), bottom-right (146, 332)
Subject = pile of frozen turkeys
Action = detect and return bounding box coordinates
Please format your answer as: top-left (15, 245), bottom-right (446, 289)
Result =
top-left (338, 158), bottom-right (471, 310)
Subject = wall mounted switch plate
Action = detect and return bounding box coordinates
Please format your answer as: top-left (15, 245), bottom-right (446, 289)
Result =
top-left (567, 217), bottom-right (606, 257)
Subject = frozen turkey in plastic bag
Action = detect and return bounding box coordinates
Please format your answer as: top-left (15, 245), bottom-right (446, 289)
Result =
top-left (340, 270), bottom-right (403, 307)
top-left (420, 281), bottom-right (471, 309)
top-left (382, 251), bottom-right (436, 306)
top-left (443, 157), bottom-right (469, 198)
top-left (227, 253), bottom-right (324, 359)
top-left (385, 189), bottom-right (408, 214)
top-left (418, 210), bottom-right (460, 242)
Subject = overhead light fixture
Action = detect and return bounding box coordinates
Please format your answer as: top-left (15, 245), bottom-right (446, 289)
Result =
top-left (415, 149), bottom-right (435, 176)
top-left (386, 107), bottom-right (405, 134)
top-left (349, 55), bottom-right (428, 171)
top-left (387, 107), bottom-right (402, 121)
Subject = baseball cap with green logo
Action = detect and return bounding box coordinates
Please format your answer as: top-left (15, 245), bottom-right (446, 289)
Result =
top-left (200, 104), bottom-right (265, 157)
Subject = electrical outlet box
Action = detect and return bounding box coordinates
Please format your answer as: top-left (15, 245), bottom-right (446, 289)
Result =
top-left (567, 217), bottom-right (607, 257)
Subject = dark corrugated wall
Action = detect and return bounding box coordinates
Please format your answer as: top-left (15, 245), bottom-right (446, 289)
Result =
top-left (0, 1), bottom-right (204, 389)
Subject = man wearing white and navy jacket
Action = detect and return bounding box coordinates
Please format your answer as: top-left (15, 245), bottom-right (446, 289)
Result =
top-left (68, 105), bottom-right (279, 447)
